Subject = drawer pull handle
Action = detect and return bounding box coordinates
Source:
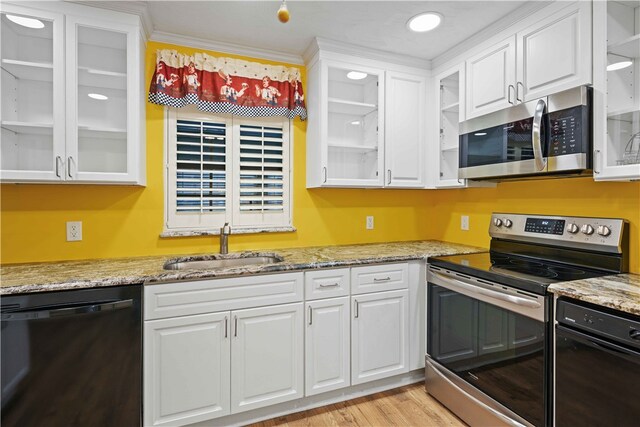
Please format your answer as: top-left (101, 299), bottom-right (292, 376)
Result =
top-left (319, 282), bottom-right (339, 288)
top-left (373, 276), bottom-right (391, 282)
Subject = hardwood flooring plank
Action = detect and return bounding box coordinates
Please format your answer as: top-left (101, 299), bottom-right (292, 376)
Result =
top-left (248, 383), bottom-right (466, 427)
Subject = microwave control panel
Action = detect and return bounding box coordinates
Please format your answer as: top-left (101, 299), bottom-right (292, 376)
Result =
top-left (548, 106), bottom-right (587, 157)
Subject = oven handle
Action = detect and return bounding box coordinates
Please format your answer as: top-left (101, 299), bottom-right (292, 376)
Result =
top-left (431, 270), bottom-right (542, 309)
top-left (427, 359), bottom-right (528, 427)
top-left (532, 98), bottom-right (547, 172)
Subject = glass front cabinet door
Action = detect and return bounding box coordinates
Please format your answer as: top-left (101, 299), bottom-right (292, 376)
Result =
top-left (307, 60), bottom-right (385, 187)
top-left (65, 16), bottom-right (142, 183)
top-left (593, 1), bottom-right (640, 180)
top-left (1, 5), bottom-right (65, 181)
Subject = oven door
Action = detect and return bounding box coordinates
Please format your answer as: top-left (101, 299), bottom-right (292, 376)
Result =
top-left (459, 97), bottom-right (548, 180)
top-left (426, 266), bottom-right (548, 427)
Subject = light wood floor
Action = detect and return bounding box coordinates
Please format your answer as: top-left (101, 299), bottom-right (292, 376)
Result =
top-left (249, 383), bottom-right (466, 427)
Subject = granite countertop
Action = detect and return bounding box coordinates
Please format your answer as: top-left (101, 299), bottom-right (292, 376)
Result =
top-left (548, 274), bottom-right (640, 317)
top-left (0, 240), bottom-right (485, 295)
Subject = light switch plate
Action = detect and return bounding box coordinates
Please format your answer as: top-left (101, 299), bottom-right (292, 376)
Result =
top-left (366, 216), bottom-right (374, 230)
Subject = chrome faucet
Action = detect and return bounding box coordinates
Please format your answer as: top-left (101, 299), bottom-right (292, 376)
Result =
top-left (219, 222), bottom-right (231, 254)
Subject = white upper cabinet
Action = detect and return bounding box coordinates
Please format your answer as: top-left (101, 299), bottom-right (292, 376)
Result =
top-left (0, 2), bottom-right (145, 185)
top-left (465, 36), bottom-right (516, 119)
top-left (307, 59), bottom-right (385, 188)
top-left (516, 2), bottom-right (591, 102)
top-left (465, 1), bottom-right (591, 120)
top-left (305, 43), bottom-right (428, 189)
top-left (384, 71), bottom-right (427, 188)
top-left (592, 0), bottom-right (640, 181)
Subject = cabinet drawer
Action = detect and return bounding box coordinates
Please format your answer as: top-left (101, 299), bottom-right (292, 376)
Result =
top-left (304, 268), bottom-right (350, 300)
top-left (144, 272), bottom-right (304, 320)
top-left (351, 263), bottom-right (408, 295)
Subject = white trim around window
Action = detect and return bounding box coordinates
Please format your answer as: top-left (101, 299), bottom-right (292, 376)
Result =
top-left (162, 106), bottom-right (294, 236)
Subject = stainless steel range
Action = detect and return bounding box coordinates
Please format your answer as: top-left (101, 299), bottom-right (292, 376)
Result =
top-left (426, 213), bottom-right (629, 427)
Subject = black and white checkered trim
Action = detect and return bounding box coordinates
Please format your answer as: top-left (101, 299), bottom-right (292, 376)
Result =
top-left (149, 92), bottom-right (307, 121)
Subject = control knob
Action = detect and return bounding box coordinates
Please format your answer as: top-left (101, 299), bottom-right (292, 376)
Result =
top-left (597, 225), bottom-right (611, 237)
top-left (566, 223), bottom-right (579, 234)
top-left (581, 224), bottom-right (594, 235)
top-left (503, 219), bottom-right (513, 228)
top-left (493, 218), bottom-right (503, 227)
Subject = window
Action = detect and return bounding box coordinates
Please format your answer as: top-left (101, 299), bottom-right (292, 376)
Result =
top-left (164, 107), bottom-right (292, 233)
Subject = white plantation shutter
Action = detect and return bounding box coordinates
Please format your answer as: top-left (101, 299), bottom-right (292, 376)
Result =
top-left (165, 108), bottom-right (291, 231)
top-left (167, 109), bottom-right (230, 229)
top-left (233, 118), bottom-right (290, 227)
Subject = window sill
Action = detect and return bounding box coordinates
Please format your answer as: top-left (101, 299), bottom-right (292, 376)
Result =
top-left (160, 226), bottom-right (297, 238)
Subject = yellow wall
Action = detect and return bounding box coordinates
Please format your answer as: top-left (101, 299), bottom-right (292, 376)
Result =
top-left (429, 178), bottom-right (640, 273)
top-left (1, 41), bottom-right (639, 274)
top-left (0, 41), bottom-right (434, 264)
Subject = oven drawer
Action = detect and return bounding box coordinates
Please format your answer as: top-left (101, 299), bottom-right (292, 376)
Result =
top-left (351, 263), bottom-right (408, 295)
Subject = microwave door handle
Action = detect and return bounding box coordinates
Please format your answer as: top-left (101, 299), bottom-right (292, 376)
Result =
top-left (532, 99), bottom-right (547, 172)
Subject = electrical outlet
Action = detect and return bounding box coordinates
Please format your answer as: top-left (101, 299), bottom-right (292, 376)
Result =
top-left (66, 221), bottom-right (82, 241)
top-left (366, 216), bottom-right (374, 230)
top-left (461, 215), bottom-right (469, 231)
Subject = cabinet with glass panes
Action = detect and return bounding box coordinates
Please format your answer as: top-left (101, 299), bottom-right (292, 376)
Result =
top-left (0, 2), bottom-right (145, 184)
top-left (593, 0), bottom-right (640, 180)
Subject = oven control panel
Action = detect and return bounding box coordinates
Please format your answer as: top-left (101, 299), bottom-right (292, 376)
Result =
top-left (489, 213), bottom-right (627, 254)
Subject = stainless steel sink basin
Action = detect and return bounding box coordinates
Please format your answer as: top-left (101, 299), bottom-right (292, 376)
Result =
top-left (163, 253), bottom-right (283, 270)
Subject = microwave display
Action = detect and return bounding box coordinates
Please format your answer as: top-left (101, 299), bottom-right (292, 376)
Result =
top-left (525, 218), bottom-right (565, 235)
top-left (548, 106), bottom-right (584, 157)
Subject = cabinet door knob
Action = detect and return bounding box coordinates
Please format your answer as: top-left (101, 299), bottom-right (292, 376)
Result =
top-left (322, 166), bottom-right (327, 183)
top-left (224, 316), bottom-right (228, 338)
top-left (308, 306), bottom-right (313, 325)
top-left (508, 85), bottom-right (515, 104)
top-left (234, 316), bottom-right (238, 337)
top-left (387, 169), bottom-right (392, 185)
top-left (354, 300), bottom-right (359, 318)
top-left (67, 156), bottom-right (74, 179)
top-left (55, 156), bottom-right (63, 178)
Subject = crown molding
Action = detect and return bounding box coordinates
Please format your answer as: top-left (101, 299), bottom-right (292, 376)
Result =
top-left (150, 31), bottom-right (304, 66)
top-left (431, 1), bottom-right (553, 70)
top-left (304, 37), bottom-right (431, 70)
top-left (69, 1), bottom-right (153, 40)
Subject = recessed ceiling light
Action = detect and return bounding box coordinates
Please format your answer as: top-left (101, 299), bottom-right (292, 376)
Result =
top-left (88, 93), bottom-right (109, 100)
top-left (407, 12), bottom-right (442, 33)
top-left (474, 132), bottom-right (488, 136)
top-left (607, 60), bottom-right (633, 71)
top-left (6, 14), bottom-right (45, 29)
top-left (350, 121), bottom-right (361, 125)
top-left (347, 71), bottom-right (368, 80)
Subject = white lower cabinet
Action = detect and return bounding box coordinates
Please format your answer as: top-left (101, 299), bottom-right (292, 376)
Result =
top-left (144, 312), bottom-right (231, 426)
top-left (231, 303), bottom-right (304, 413)
top-left (305, 297), bottom-right (351, 396)
top-left (351, 289), bottom-right (409, 385)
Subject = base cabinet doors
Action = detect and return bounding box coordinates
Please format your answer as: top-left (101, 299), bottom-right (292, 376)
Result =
top-left (144, 312), bottom-right (231, 426)
top-left (305, 297), bottom-right (351, 396)
top-left (144, 303), bottom-right (303, 426)
top-left (231, 303), bottom-right (304, 413)
top-left (351, 289), bottom-right (409, 385)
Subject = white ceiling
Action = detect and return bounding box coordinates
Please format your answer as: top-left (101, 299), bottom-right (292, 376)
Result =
top-left (94, 1), bottom-right (535, 62)
top-left (85, 1), bottom-right (545, 63)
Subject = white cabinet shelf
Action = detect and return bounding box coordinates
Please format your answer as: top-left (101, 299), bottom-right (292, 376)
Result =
top-left (328, 98), bottom-right (377, 116)
top-left (1, 121), bottom-right (53, 134)
top-left (328, 143), bottom-right (378, 151)
top-left (608, 34), bottom-right (640, 58)
top-left (1, 59), bottom-right (53, 82)
top-left (441, 102), bottom-right (460, 113)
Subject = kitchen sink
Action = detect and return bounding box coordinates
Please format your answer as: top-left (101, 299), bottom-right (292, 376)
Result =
top-left (163, 253), bottom-right (284, 270)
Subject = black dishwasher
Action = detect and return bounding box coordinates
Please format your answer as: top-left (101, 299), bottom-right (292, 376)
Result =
top-left (1, 285), bottom-right (142, 427)
top-left (555, 298), bottom-right (640, 426)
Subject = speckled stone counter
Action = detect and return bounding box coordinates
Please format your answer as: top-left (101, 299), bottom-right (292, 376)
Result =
top-left (548, 274), bottom-right (640, 317)
top-left (0, 240), bottom-right (485, 295)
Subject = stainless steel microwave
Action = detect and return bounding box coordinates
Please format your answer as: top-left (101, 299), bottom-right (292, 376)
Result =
top-left (459, 85), bottom-right (591, 180)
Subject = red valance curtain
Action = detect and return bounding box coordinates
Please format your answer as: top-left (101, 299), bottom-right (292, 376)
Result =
top-left (148, 49), bottom-right (307, 120)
